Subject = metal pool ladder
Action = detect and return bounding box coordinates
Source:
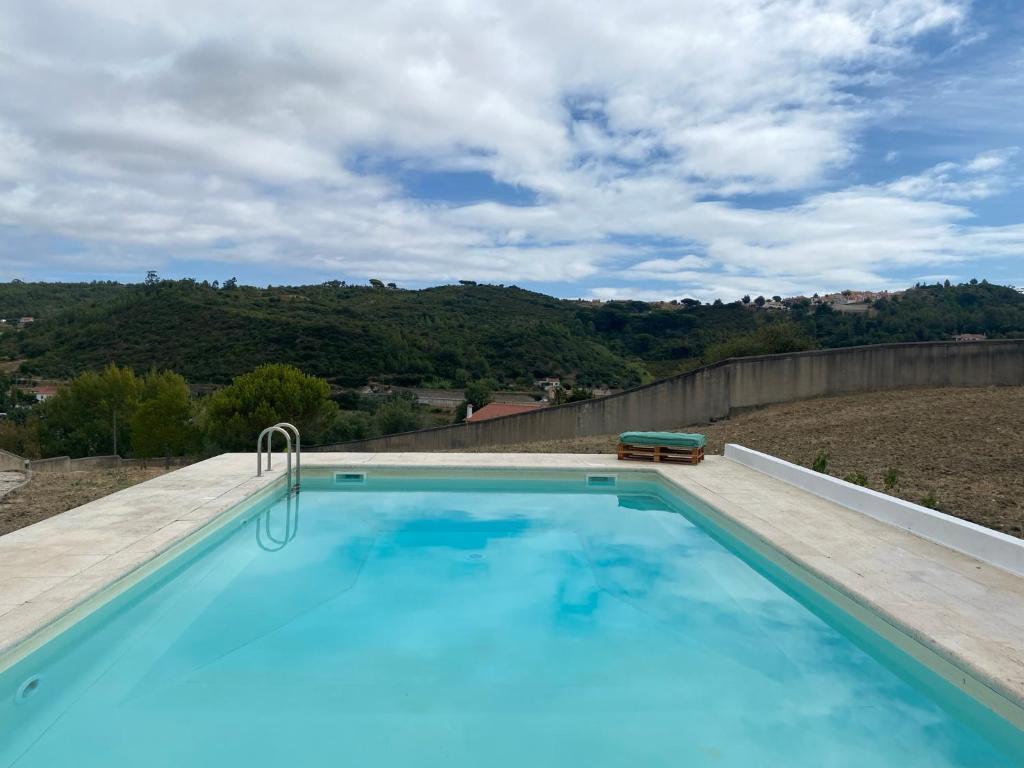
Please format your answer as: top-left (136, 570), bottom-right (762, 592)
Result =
top-left (256, 422), bottom-right (301, 493)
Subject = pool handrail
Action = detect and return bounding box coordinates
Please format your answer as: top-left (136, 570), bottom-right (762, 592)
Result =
top-left (273, 422), bottom-right (301, 491)
top-left (256, 426), bottom-right (293, 493)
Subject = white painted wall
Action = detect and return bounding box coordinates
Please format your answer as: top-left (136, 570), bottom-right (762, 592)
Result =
top-left (724, 443), bottom-right (1024, 577)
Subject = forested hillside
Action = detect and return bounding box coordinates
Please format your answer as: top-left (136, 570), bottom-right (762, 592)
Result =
top-left (1, 279), bottom-right (1022, 387)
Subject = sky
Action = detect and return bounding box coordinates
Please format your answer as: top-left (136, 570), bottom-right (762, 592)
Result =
top-left (0, 0), bottom-right (1022, 301)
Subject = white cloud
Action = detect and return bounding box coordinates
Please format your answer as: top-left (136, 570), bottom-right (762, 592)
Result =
top-left (885, 147), bottom-right (1018, 201)
top-left (629, 256), bottom-right (709, 274)
top-left (965, 148), bottom-right (1018, 173)
top-left (2, 0), bottom-right (1017, 301)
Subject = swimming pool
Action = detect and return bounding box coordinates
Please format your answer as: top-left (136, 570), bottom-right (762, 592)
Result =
top-left (1, 469), bottom-right (1022, 766)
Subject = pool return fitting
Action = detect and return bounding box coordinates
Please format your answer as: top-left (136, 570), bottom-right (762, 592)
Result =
top-left (256, 422), bottom-right (301, 494)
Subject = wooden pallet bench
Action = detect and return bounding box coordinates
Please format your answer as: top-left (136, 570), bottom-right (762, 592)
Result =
top-left (616, 443), bottom-right (705, 464)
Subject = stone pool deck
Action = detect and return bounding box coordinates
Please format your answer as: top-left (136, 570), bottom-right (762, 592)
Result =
top-left (0, 452), bottom-right (1022, 724)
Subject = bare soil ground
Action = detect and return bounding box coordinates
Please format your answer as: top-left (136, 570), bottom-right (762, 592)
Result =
top-left (0, 471), bottom-right (26, 498)
top-left (0, 468), bottom-right (170, 536)
top-left (464, 386), bottom-right (1024, 539)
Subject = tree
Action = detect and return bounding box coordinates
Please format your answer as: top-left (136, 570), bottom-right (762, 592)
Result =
top-left (40, 364), bottom-right (140, 457)
top-left (463, 380), bottom-right (493, 409)
top-left (754, 296), bottom-right (766, 307)
top-left (323, 410), bottom-right (374, 442)
top-left (131, 370), bottom-right (198, 457)
top-left (374, 398), bottom-right (422, 435)
top-left (454, 379), bottom-right (495, 421)
top-left (205, 364), bottom-right (338, 451)
top-left (145, 270), bottom-right (160, 286)
top-left (0, 415), bottom-right (41, 458)
top-left (369, 279), bottom-right (385, 289)
top-left (741, 295), bottom-right (751, 304)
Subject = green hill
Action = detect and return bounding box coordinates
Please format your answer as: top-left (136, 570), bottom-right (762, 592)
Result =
top-left (2, 281), bottom-right (652, 386)
top-left (2, 279), bottom-right (1023, 388)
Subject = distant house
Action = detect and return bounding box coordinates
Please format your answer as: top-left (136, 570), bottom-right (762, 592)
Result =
top-left (533, 376), bottom-right (561, 390)
top-left (465, 402), bottom-right (543, 423)
top-left (17, 316), bottom-right (34, 326)
top-left (953, 333), bottom-right (987, 342)
top-left (27, 385), bottom-right (58, 401)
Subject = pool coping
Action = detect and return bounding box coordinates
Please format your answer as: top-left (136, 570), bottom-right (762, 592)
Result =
top-left (1, 451), bottom-right (1023, 727)
top-left (724, 444), bottom-right (1024, 576)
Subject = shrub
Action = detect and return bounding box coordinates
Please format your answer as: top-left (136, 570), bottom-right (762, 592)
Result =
top-left (374, 398), bottom-right (423, 435)
top-left (566, 388), bottom-right (594, 402)
top-left (919, 492), bottom-right (939, 510)
top-left (812, 450), bottom-right (830, 474)
top-left (843, 471), bottom-right (868, 486)
top-left (704, 322), bottom-right (815, 364)
top-left (882, 467), bottom-right (901, 492)
top-left (324, 410), bottom-right (375, 443)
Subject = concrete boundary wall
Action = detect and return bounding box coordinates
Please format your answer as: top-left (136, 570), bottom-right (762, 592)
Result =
top-left (28, 456), bottom-right (71, 473)
top-left (0, 449), bottom-right (25, 472)
top-left (63, 455), bottom-right (123, 471)
top-left (312, 339), bottom-right (1024, 452)
top-left (25, 455), bottom-right (191, 474)
top-left (724, 443), bottom-right (1024, 577)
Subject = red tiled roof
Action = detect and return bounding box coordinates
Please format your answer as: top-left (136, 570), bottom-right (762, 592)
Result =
top-left (465, 402), bottom-right (543, 422)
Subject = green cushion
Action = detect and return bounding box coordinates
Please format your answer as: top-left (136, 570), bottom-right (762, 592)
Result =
top-left (619, 431), bottom-right (706, 448)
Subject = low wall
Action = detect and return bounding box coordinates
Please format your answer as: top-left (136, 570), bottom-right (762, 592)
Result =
top-left (64, 455), bottom-right (122, 471)
top-left (0, 449), bottom-right (26, 472)
top-left (311, 339), bottom-right (1024, 452)
top-left (27, 455), bottom-right (192, 474)
top-left (118, 457), bottom-right (191, 470)
top-left (29, 456), bottom-right (71, 473)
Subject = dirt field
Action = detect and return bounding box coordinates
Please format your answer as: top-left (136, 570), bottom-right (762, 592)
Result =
top-left (464, 386), bottom-right (1024, 538)
top-left (0, 467), bottom-right (170, 536)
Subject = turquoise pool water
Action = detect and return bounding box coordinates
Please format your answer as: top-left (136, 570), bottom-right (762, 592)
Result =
top-left (1, 472), bottom-right (1022, 767)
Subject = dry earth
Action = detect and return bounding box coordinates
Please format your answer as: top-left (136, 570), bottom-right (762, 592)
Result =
top-left (464, 386), bottom-right (1024, 538)
top-left (0, 471), bottom-right (26, 499)
top-left (0, 467), bottom-right (170, 536)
